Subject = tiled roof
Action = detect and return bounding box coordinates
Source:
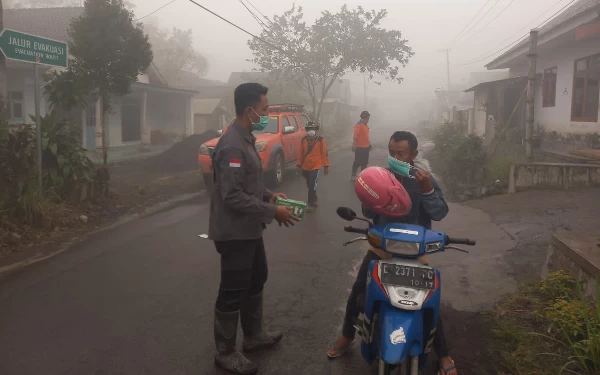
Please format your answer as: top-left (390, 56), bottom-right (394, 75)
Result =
top-left (487, 0), bottom-right (600, 67)
top-left (4, 7), bottom-right (84, 68)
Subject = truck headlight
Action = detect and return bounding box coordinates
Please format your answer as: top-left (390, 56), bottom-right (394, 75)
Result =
top-left (199, 144), bottom-right (209, 155)
top-left (255, 141), bottom-right (268, 153)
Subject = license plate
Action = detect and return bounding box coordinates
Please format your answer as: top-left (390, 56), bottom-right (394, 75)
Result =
top-left (380, 263), bottom-right (436, 290)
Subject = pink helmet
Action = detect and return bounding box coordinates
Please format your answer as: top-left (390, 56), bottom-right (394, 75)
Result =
top-left (355, 167), bottom-right (412, 218)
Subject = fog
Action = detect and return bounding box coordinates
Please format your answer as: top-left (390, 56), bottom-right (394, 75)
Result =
top-left (133, 0), bottom-right (566, 127)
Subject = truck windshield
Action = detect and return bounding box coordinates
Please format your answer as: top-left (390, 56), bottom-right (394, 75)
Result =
top-left (253, 116), bottom-right (279, 134)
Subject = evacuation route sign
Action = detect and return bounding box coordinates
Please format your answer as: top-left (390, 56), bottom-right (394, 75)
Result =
top-left (0, 29), bottom-right (68, 68)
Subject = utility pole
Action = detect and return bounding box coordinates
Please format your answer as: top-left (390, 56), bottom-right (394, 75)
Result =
top-left (525, 29), bottom-right (539, 160)
top-left (438, 48), bottom-right (451, 91)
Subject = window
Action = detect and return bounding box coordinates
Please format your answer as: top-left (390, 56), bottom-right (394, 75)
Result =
top-left (288, 115), bottom-right (299, 131)
top-left (86, 100), bottom-right (96, 128)
top-left (572, 54), bottom-right (600, 122)
top-left (282, 116), bottom-right (293, 132)
top-left (8, 92), bottom-right (25, 121)
top-left (542, 67), bottom-right (557, 107)
top-left (299, 115), bottom-right (310, 129)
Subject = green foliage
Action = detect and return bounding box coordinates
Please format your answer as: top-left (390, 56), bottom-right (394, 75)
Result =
top-left (37, 114), bottom-right (96, 196)
top-left (248, 4), bottom-right (413, 121)
top-left (491, 271), bottom-right (600, 375)
top-left (485, 157), bottom-right (515, 185)
top-left (0, 115), bottom-right (95, 227)
top-left (431, 122), bottom-right (487, 187)
top-left (44, 70), bottom-right (88, 114)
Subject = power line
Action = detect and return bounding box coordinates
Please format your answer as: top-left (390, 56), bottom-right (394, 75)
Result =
top-left (448, 0), bottom-right (493, 44)
top-left (470, 0), bottom-right (517, 38)
top-left (488, 0), bottom-right (567, 51)
top-left (185, 0), bottom-right (291, 57)
top-left (456, 0), bottom-right (578, 66)
top-left (136, 0), bottom-right (177, 21)
top-left (245, 0), bottom-right (273, 26)
top-left (459, 0), bottom-right (502, 41)
top-left (238, 0), bottom-right (272, 32)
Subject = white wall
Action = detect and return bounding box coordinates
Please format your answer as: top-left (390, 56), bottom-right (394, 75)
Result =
top-left (473, 90), bottom-right (488, 137)
top-left (107, 98), bottom-right (123, 147)
top-left (509, 38), bottom-right (600, 134)
top-left (146, 93), bottom-right (187, 136)
top-left (6, 68), bottom-right (48, 125)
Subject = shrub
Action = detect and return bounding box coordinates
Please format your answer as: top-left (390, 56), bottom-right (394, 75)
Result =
top-left (431, 122), bottom-right (487, 187)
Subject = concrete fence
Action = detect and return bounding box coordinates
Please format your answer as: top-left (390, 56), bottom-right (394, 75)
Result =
top-left (508, 162), bottom-right (600, 193)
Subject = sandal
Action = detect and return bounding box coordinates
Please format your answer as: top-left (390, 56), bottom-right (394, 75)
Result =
top-left (439, 360), bottom-right (457, 375)
top-left (327, 338), bottom-right (355, 359)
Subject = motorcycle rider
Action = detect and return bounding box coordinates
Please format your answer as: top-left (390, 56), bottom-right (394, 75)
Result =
top-left (328, 131), bottom-right (457, 375)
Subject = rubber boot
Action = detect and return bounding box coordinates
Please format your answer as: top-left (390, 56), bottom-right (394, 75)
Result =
top-left (240, 293), bottom-right (283, 353)
top-left (214, 309), bottom-right (258, 374)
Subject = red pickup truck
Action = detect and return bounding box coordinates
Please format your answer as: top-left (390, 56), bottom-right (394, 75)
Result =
top-left (198, 104), bottom-right (310, 187)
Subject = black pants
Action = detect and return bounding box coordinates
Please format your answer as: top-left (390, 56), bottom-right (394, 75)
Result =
top-left (352, 147), bottom-right (370, 177)
top-left (302, 169), bottom-right (320, 206)
top-left (342, 251), bottom-right (449, 358)
top-left (214, 238), bottom-right (268, 313)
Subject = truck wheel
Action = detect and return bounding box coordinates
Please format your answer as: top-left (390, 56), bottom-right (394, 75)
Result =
top-left (267, 153), bottom-right (284, 187)
top-left (202, 173), bottom-right (213, 191)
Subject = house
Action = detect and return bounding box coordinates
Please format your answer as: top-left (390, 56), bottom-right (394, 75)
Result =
top-left (432, 71), bottom-right (509, 130)
top-left (484, 0), bottom-right (600, 148)
top-left (4, 7), bottom-right (198, 162)
top-left (169, 70), bottom-right (231, 133)
top-left (464, 75), bottom-right (529, 143)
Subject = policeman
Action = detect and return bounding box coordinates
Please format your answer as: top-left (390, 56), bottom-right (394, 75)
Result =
top-left (208, 82), bottom-right (299, 374)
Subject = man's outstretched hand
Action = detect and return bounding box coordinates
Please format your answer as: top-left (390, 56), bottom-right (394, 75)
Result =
top-left (275, 206), bottom-right (300, 227)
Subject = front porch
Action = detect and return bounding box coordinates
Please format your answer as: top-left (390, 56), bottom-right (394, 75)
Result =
top-left (83, 83), bottom-right (196, 163)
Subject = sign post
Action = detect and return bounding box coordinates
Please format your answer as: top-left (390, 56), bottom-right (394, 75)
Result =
top-left (0, 29), bottom-right (68, 196)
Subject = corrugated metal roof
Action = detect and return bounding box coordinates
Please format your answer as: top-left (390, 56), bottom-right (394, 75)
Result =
top-left (193, 98), bottom-right (223, 115)
top-left (4, 7), bottom-right (83, 69)
top-left (487, 0), bottom-right (600, 68)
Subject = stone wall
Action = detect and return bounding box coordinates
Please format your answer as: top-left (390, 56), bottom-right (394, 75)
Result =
top-left (543, 234), bottom-right (599, 301)
top-left (509, 162), bottom-right (600, 193)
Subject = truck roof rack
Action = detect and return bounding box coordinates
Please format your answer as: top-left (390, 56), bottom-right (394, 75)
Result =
top-left (268, 103), bottom-right (305, 113)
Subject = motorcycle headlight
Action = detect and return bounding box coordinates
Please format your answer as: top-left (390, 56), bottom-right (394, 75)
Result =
top-left (199, 144), bottom-right (209, 155)
top-left (386, 240), bottom-right (421, 256)
top-left (255, 141), bottom-right (268, 153)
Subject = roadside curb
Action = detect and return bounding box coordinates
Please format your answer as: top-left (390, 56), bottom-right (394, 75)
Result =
top-left (0, 190), bottom-right (207, 278)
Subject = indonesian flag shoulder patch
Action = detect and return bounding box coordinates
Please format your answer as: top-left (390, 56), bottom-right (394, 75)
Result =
top-left (229, 159), bottom-right (242, 168)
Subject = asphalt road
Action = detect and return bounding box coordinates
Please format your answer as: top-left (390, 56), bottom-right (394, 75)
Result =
top-left (0, 132), bottom-right (517, 375)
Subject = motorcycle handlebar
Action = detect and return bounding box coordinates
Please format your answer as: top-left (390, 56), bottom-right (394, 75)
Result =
top-left (446, 236), bottom-right (476, 246)
top-left (344, 226), bottom-right (368, 235)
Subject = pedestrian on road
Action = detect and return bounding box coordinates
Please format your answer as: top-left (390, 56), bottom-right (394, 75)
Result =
top-left (296, 121), bottom-right (330, 212)
top-left (209, 82), bottom-right (299, 375)
top-left (351, 111), bottom-right (371, 181)
top-left (328, 131), bottom-right (458, 375)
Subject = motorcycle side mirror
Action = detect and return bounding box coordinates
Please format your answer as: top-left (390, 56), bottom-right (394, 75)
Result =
top-left (337, 207), bottom-right (357, 221)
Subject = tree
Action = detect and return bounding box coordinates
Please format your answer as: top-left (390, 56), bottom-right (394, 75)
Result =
top-left (68, 0), bottom-right (152, 165)
top-left (248, 5), bottom-right (414, 123)
top-left (144, 23), bottom-right (207, 84)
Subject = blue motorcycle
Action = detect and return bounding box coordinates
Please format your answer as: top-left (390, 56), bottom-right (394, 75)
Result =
top-left (336, 207), bottom-right (476, 375)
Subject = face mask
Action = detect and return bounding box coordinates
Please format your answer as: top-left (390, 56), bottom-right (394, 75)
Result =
top-left (250, 109), bottom-right (270, 131)
top-left (388, 155), bottom-right (414, 179)
top-left (307, 130), bottom-right (316, 137)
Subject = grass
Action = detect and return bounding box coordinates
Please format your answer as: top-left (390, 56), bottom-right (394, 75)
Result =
top-left (490, 271), bottom-right (600, 375)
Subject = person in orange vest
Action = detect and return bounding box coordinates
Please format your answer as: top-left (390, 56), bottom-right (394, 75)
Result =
top-left (296, 121), bottom-right (330, 211)
top-left (351, 111), bottom-right (371, 181)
